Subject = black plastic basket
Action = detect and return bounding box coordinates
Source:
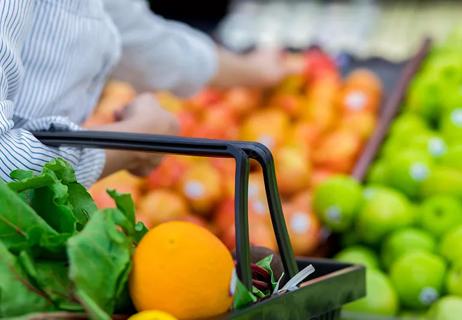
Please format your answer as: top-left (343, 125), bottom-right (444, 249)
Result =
top-left (34, 131), bottom-right (366, 320)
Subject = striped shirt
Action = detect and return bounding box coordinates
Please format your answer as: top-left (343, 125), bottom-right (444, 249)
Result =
top-left (0, 0), bottom-right (217, 186)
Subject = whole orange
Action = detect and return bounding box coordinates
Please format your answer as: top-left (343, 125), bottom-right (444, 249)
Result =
top-left (130, 222), bottom-right (234, 319)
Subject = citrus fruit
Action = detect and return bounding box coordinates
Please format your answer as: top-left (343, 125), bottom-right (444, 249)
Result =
top-left (128, 310), bottom-right (177, 320)
top-left (312, 176), bottom-right (362, 232)
top-left (334, 246), bottom-right (379, 270)
top-left (356, 186), bottom-right (414, 244)
top-left (446, 262), bottom-right (462, 296)
top-left (385, 150), bottom-right (433, 199)
top-left (419, 195), bottom-right (462, 238)
top-left (381, 228), bottom-right (436, 270)
top-left (130, 222), bottom-right (234, 319)
top-left (390, 252), bottom-right (446, 309)
top-left (421, 166), bottom-right (462, 198)
top-left (427, 296), bottom-right (462, 320)
top-left (439, 225), bottom-right (462, 264)
top-left (178, 162), bottom-right (222, 215)
top-left (343, 269), bottom-right (398, 316)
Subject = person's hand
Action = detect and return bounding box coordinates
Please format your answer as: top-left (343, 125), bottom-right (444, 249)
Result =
top-left (96, 93), bottom-right (179, 177)
top-left (242, 49), bottom-right (305, 87)
top-left (211, 47), bottom-right (305, 89)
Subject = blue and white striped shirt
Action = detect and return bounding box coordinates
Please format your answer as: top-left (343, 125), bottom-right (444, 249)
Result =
top-left (0, 0), bottom-right (217, 186)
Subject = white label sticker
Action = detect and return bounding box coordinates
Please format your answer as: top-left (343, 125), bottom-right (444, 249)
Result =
top-left (451, 109), bottom-right (462, 127)
top-left (410, 163), bottom-right (429, 181)
top-left (252, 200), bottom-right (267, 215)
top-left (291, 212), bottom-right (311, 235)
top-left (184, 181), bottom-right (205, 199)
top-left (419, 287), bottom-right (439, 305)
top-left (345, 91), bottom-right (366, 111)
top-left (258, 135), bottom-right (275, 149)
top-left (428, 138), bottom-right (446, 157)
top-left (326, 206), bottom-right (342, 223)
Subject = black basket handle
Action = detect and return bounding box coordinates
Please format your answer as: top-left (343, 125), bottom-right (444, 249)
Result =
top-left (34, 131), bottom-right (298, 290)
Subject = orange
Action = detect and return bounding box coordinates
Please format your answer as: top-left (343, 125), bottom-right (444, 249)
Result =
top-left (339, 111), bottom-right (377, 140)
top-left (274, 145), bottom-right (311, 195)
top-left (239, 109), bottom-right (290, 151)
top-left (129, 310), bottom-right (177, 320)
top-left (345, 69), bottom-right (383, 99)
top-left (283, 201), bottom-right (322, 256)
top-left (130, 222), bottom-right (234, 319)
top-left (337, 86), bottom-right (380, 114)
top-left (178, 162), bottom-right (222, 215)
top-left (138, 189), bottom-right (189, 227)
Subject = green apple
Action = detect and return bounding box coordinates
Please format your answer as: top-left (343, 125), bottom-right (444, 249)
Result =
top-left (439, 226), bottom-right (462, 265)
top-left (335, 246), bottom-right (379, 270)
top-left (419, 195), bottom-right (462, 238)
top-left (421, 166), bottom-right (462, 199)
top-left (408, 133), bottom-right (447, 159)
top-left (389, 113), bottom-right (429, 137)
top-left (440, 108), bottom-right (462, 144)
top-left (356, 187), bottom-right (415, 244)
top-left (343, 269), bottom-right (399, 316)
top-left (427, 296), bottom-right (462, 320)
top-left (406, 76), bottom-right (443, 121)
top-left (381, 227), bottom-right (436, 270)
top-left (386, 150), bottom-right (433, 199)
top-left (446, 262), bottom-right (462, 296)
top-left (440, 144), bottom-right (462, 171)
top-left (390, 252), bottom-right (446, 309)
top-left (367, 160), bottom-right (389, 185)
top-left (312, 176), bottom-right (362, 232)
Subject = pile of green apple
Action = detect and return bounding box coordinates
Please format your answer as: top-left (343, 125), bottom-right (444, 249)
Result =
top-left (313, 32), bottom-right (462, 319)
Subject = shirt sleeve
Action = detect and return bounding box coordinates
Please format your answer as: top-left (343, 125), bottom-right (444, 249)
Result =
top-left (0, 0), bottom-right (105, 187)
top-left (104, 0), bottom-right (218, 97)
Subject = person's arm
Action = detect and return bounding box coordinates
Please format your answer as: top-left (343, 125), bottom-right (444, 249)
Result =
top-left (0, 1), bottom-right (104, 187)
top-left (104, 0), bottom-right (303, 96)
top-left (104, 0), bottom-right (217, 97)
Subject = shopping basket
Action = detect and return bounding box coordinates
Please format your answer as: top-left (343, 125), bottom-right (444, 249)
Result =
top-left (35, 131), bottom-right (365, 320)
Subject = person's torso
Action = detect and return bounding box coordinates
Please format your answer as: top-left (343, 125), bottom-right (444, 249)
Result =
top-left (13, 0), bottom-right (121, 127)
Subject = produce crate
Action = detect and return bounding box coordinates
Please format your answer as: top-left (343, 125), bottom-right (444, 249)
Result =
top-left (34, 131), bottom-right (365, 320)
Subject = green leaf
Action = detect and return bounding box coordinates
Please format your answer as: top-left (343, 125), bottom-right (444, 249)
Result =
top-left (232, 270), bottom-right (258, 310)
top-left (67, 209), bottom-right (132, 319)
top-left (0, 241), bottom-right (54, 317)
top-left (256, 255), bottom-right (278, 290)
top-left (67, 183), bottom-right (97, 229)
top-left (134, 222), bottom-right (149, 245)
top-left (0, 180), bottom-right (60, 252)
top-left (17, 251), bottom-right (81, 311)
top-left (107, 190), bottom-right (135, 226)
top-left (107, 189), bottom-right (148, 244)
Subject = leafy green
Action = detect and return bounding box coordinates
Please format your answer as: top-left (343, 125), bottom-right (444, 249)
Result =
top-left (68, 209), bottom-right (133, 320)
top-left (0, 242), bottom-right (54, 317)
top-left (0, 180), bottom-right (60, 253)
top-left (0, 158), bottom-right (147, 319)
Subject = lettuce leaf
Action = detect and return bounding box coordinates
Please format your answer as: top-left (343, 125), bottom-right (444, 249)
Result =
top-left (67, 208), bottom-right (133, 320)
top-left (0, 242), bottom-right (54, 317)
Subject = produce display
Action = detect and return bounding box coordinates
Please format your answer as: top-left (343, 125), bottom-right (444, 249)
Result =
top-left (0, 158), bottom-right (287, 319)
top-left (88, 49), bottom-right (383, 257)
top-left (314, 35), bottom-right (462, 318)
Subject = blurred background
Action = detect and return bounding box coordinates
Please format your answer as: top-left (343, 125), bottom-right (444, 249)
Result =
top-left (150, 0), bottom-right (461, 60)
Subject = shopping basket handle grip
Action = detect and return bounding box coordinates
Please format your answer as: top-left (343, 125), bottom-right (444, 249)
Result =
top-left (33, 130), bottom-right (299, 289)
